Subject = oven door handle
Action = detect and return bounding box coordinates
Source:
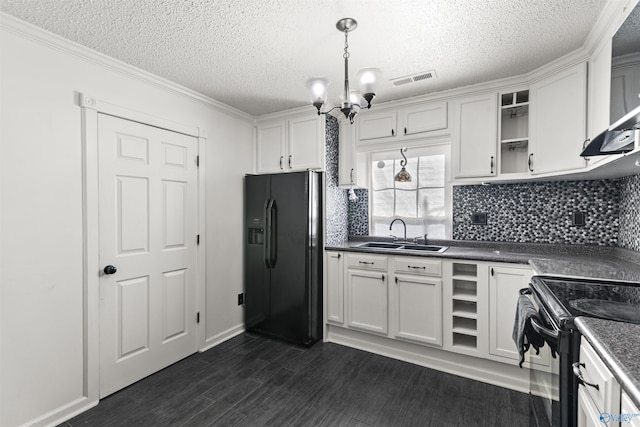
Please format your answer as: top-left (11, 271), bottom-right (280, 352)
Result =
top-left (530, 317), bottom-right (559, 341)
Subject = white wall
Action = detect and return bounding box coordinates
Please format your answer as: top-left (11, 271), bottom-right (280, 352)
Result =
top-left (0, 15), bottom-right (253, 427)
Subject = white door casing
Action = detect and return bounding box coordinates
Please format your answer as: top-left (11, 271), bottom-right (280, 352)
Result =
top-left (97, 113), bottom-right (199, 398)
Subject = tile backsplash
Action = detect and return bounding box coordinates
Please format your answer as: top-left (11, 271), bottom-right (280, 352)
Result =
top-left (619, 174), bottom-right (640, 251)
top-left (324, 116), bottom-right (349, 246)
top-left (452, 180), bottom-right (621, 245)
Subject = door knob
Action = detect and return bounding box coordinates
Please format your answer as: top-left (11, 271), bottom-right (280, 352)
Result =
top-left (103, 265), bottom-right (117, 275)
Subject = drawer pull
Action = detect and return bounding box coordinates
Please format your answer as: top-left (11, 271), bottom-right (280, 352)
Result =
top-left (572, 362), bottom-right (600, 391)
top-left (358, 261), bottom-right (374, 265)
top-left (408, 265), bottom-right (426, 270)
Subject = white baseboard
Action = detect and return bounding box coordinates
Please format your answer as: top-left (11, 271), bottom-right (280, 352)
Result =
top-left (201, 324), bottom-right (245, 352)
top-left (327, 325), bottom-right (530, 393)
top-left (20, 396), bottom-right (98, 427)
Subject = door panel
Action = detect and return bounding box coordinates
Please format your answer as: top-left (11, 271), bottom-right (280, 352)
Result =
top-left (268, 172), bottom-right (309, 342)
top-left (98, 114), bottom-right (198, 398)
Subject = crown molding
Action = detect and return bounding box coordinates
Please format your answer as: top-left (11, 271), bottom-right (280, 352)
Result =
top-left (0, 12), bottom-right (255, 123)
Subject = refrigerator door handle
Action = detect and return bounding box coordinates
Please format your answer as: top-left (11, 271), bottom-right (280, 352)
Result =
top-left (269, 200), bottom-right (278, 268)
top-left (264, 199), bottom-right (273, 269)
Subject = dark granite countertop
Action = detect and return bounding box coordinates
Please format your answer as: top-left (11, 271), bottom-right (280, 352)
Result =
top-left (326, 238), bottom-right (640, 281)
top-left (575, 317), bottom-right (640, 408)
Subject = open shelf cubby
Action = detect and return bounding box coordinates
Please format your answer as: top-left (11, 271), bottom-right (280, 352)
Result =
top-left (450, 263), bottom-right (480, 352)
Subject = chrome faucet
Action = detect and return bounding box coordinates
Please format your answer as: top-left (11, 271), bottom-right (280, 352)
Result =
top-left (389, 218), bottom-right (407, 242)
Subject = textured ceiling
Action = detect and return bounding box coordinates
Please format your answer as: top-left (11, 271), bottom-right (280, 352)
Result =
top-left (0, 0), bottom-right (608, 116)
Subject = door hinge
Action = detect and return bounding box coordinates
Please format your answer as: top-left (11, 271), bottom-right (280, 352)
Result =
top-left (196, 312), bottom-right (200, 324)
top-left (196, 155), bottom-right (200, 167)
top-left (197, 234), bottom-right (200, 245)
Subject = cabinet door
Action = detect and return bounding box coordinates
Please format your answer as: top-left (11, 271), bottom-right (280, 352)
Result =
top-left (529, 62), bottom-right (587, 175)
top-left (489, 265), bottom-right (549, 367)
top-left (452, 93), bottom-right (498, 178)
top-left (399, 101), bottom-right (447, 136)
top-left (577, 387), bottom-right (607, 427)
top-left (326, 251), bottom-right (344, 325)
top-left (346, 268), bottom-right (388, 335)
top-left (621, 392), bottom-right (640, 427)
top-left (391, 274), bottom-right (442, 346)
top-left (338, 120), bottom-right (367, 187)
top-left (256, 120), bottom-right (286, 173)
top-left (357, 110), bottom-right (397, 141)
top-left (288, 113), bottom-right (324, 171)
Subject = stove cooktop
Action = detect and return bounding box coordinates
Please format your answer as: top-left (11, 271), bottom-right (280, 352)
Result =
top-left (531, 276), bottom-right (640, 326)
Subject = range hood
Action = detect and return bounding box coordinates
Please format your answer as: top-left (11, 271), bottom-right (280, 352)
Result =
top-left (581, 105), bottom-right (640, 157)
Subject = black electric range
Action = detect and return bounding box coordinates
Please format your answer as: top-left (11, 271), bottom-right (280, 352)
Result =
top-left (527, 276), bottom-right (640, 427)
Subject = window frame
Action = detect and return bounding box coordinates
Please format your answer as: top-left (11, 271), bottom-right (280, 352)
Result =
top-left (367, 142), bottom-right (452, 240)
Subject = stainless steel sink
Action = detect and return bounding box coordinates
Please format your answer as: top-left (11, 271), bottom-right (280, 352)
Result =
top-left (356, 242), bottom-right (403, 249)
top-left (400, 244), bottom-right (448, 253)
top-left (356, 242), bottom-right (448, 253)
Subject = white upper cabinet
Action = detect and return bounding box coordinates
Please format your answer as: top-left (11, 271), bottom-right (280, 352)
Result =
top-left (338, 119), bottom-right (367, 187)
top-left (400, 101), bottom-right (448, 137)
top-left (452, 93), bottom-right (498, 178)
top-left (356, 100), bottom-right (448, 145)
top-left (586, 39), bottom-right (613, 167)
top-left (256, 110), bottom-right (324, 174)
top-left (529, 62), bottom-right (588, 175)
top-left (358, 110), bottom-right (398, 141)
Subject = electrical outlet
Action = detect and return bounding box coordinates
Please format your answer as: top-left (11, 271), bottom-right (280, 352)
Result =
top-left (238, 293), bottom-right (244, 305)
top-left (471, 212), bottom-right (487, 225)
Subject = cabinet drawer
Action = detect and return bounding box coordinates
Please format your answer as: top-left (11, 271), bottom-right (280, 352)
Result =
top-left (346, 253), bottom-right (387, 271)
top-left (393, 257), bottom-right (442, 277)
top-left (578, 339), bottom-right (620, 414)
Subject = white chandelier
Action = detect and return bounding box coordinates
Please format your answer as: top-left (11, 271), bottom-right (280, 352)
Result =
top-left (306, 18), bottom-right (381, 124)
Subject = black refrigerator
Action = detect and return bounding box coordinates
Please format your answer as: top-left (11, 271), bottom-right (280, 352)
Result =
top-left (244, 171), bottom-right (322, 346)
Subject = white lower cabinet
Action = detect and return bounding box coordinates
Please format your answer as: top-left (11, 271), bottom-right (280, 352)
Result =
top-left (326, 251), bottom-right (344, 325)
top-left (577, 339), bottom-right (621, 427)
top-left (390, 257), bottom-right (442, 347)
top-left (621, 391), bottom-right (640, 427)
top-left (488, 264), bottom-right (550, 368)
top-left (345, 253), bottom-right (388, 335)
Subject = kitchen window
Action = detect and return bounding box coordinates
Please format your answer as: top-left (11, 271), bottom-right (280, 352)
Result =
top-left (370, 144), bottom-right (451, 240)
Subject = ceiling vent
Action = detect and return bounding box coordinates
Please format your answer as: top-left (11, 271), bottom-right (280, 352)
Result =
top-left (391, 70), bottom-right (437, 86)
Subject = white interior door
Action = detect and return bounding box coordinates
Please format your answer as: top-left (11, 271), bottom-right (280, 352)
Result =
top-left (98, 113), bottom-right (198, 398)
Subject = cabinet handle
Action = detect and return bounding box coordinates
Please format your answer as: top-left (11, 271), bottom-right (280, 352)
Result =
top-left (289, 155), bottom-right (292, 169)
top-left (395, 277), bottom-right (398, 283)
top-left (391, 129), bottom-right (395, 136)
top-left (572, 362), bottom-right (600, 391)
top-left (359, 261), bottom-right (374, 265)
top-left (528, 153), bottom-right (534, 172)
top-left (381, 274), bottom-right (385, 282)
top-left (350, 168), bottom-right (354, 183)
top-left (408, 265), bottom-right (426, 270)
top-left (583, 138), bottom-right (590, 149)
top-left (279, 156), bottom-right (284, 170)
top-left (490, 156), bottom-right (494, 174)
top-left (404, 127), bottom-right (407, 135)
top-left (491, 267), bottom-right (494, 276)
top-left (330, 254), bottom-right (341, 259)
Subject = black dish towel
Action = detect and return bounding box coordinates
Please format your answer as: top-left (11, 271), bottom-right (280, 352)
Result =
top-left (512, 295), bottom-right (545, 368)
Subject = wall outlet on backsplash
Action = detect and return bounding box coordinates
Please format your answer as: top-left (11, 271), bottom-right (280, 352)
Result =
top-left (471, 212), bottom-right (487, 225)
top-left (572, 212), bottom-right (586, 227)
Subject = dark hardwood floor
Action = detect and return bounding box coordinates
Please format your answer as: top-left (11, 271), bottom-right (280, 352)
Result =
top-left (61, 333), bottom-right (530, 426)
